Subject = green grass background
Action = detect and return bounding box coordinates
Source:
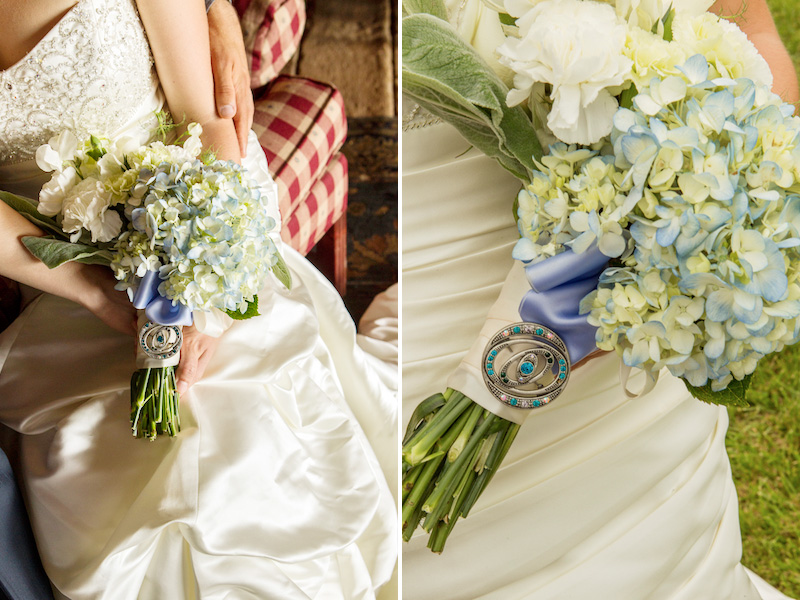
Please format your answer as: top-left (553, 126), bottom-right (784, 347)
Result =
top-left (727, 2), bottom-right (800, 594)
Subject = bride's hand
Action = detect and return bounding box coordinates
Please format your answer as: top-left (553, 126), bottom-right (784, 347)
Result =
top-left (78, 266), bottom-right (137, 336)
top-left (208, 0), bottom-right (253, 157)
top-left (176, 325), bottom-right (220, 395)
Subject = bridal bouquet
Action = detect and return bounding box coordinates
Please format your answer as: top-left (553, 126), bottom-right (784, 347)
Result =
top-left (1, 120), bottom-right (289, 440)
top-left (402, 0), bottom-right (800, 550)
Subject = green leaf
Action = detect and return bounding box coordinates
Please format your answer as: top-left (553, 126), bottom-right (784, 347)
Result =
top-left (21, 235), bottom-right (112, 268)
top-left (403, 392), bottom-right (447, 445)
top-left (86, 135), bottom-right (106, 162)
top-left (225, 295), bottom-right (260, 320)
top-left (402, 14), bottom-right (541, 181)
top-left (511, 187), bottom-right (521, 223)
top-left (498, 12), bottom-right (516, 26)
top-left (402, 0), bottom-right (447, 20)
top-left (271, 251), bottom-right (292, 290)
top-left (662, 6), bottom-right (675, 42)
top-left (619, 83), bottom-right (638, 109)
top-left (685, 372), bottom-right (752, 407)
top-left (0, 191), bottom-right (66, 239)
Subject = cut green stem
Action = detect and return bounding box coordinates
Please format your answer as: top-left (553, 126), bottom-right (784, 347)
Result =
top-left (403, 391), bottom-right (471, 465)
top-left (422, 413), bottom-right (502, 526)
top-left (130, 366), bottom-right (181, 441)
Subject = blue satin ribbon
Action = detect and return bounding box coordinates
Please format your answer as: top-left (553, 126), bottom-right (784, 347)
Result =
top-left (132, 270), bottom-right (193, 327)
top-left (518, 246), bottom-right (608, 364)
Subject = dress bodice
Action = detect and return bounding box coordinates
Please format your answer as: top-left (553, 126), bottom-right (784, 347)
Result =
top-left (0, 0), bottom-right (157, 167)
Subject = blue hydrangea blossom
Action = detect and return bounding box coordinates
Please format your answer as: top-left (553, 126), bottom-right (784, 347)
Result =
top-left (516, 56), bottom-right (800, 390)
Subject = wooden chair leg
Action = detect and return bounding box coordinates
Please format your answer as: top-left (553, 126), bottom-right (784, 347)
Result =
top-left (315, 213), bottom-right (347, 297)
top-left (332, 213), bottom-right (347, 297)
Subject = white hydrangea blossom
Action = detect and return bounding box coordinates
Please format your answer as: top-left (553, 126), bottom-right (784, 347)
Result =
top-left (672, 12), bottom-right (773, 87)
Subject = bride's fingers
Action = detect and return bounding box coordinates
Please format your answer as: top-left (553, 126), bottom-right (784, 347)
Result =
top-left (194, 346), bottom-right (216, 387)
top-left (176, 329), bottom-right (220, 395)
top-left (571, 348), bottom-right (611, 371)
top-left (176, 349), bottom-right (198, 396)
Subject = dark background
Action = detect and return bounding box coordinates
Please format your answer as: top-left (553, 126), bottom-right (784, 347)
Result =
top-left (284, 0), bottom-right (398, 322)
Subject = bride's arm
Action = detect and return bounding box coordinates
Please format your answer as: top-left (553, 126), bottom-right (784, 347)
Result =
top-left (0, 202), bottom-right (136, 335)
top-left (135, 0), bottom-right (241, 162)
top-left (135, 0), bottom-right (251, 393)
top-left (711, 0), bottom-right (799, 106)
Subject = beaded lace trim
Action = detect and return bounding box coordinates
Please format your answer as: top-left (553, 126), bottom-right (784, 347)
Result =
top-left (0, 0), bottom-right (157, 165)
top-left (402, 103), bottom-right (443, 131)
top-left (402, 0), bottom-right (469, 132)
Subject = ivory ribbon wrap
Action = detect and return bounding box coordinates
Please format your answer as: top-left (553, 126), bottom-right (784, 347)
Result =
top-left (446, 262), bottom-right (534, 424)
top-left (447, 244), bottom-right (612, 424)
top-left (193, 309), bottom-right (234, 338)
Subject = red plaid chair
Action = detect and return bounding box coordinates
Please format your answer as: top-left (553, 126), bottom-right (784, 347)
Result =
top-left (234, 0), bottom-right (306, 88)
top-left (236, 0), bottom-right (349, 295)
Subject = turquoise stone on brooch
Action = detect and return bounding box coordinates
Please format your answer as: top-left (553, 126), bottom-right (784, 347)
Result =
top-left (139, 321), bottom-right (183, 360)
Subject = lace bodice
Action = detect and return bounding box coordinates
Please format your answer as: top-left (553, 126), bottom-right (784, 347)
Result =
top-left (0, 0), bottom-right (157, 166)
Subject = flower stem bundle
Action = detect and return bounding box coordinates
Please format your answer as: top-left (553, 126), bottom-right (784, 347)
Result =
top-left (130, 367), bottom-right (180, 441)
top-left (402, 388), bottom-right (520, 552)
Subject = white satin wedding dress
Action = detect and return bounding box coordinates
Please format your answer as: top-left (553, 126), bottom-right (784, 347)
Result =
top-left (402, 112), bottom-right (792, 598)
top-left (0, 1), bottom-right (397, 598)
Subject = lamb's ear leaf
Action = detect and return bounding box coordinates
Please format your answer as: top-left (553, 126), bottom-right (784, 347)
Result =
top-left (271, 252), bottom-right (292, 290)
top-left (0, 191), bottom-right (66, 238)
top-left (21, 236), bottom-right (112, 268)
top-left (402, 0), bottom-right (448, 20)
top-left (402, 14), bottom-right (541, 181)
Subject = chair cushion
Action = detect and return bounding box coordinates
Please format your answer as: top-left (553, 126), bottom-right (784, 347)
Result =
top-left (233, 0), bottom-right (306, 88)
top-left (281, 153), bottom-right (348, 255)
top-left (252, 75), bottom-right (347, 224)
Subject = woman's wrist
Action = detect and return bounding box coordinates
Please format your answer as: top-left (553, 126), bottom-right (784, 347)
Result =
top-left (199, 118), bottom-right (242, 163)
top-left (67, 263), bottom-right (117, 311)
top-left (749, 32), bottom-right (800, 106)
top-left (68, 263), bottom-right (137, 335)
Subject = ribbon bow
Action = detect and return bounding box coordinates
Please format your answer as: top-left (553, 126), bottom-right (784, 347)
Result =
top-left (132, 270), bottom-right (193, 326)
top-left (518, 246), bottom-right (608, 364)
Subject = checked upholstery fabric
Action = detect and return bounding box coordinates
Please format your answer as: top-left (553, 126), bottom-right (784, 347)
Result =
top-left (252, 76), bottom-right (348, 256)
top-left (237, 0), bottom-right (349, 293)
top-left (234, 0), bottom-right (307, 88)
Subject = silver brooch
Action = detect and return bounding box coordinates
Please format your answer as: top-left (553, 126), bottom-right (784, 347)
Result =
top-left (482, 322), bottom-right (570, 409)
top-left (139, 320), bottom-right (183, 360)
